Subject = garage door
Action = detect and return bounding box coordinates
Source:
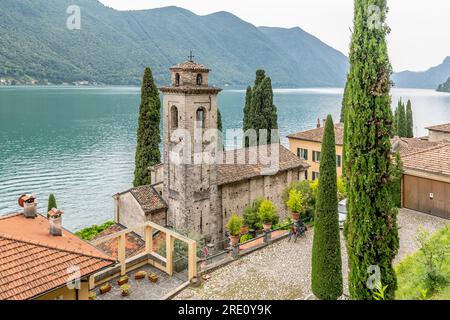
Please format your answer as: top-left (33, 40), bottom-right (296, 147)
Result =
top-left (403, 175), bottom-right (450, 219)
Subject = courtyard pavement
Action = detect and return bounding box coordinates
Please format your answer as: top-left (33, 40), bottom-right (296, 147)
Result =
top-left (96, 265), bottom-right (187, 300)
top-left (173, 209), bottom-right (449, 300)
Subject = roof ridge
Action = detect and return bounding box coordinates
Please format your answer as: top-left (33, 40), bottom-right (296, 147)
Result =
top-left (0, 232), bottom-right (115, 263)
top-left (401, 142), bottom-right (450, 158)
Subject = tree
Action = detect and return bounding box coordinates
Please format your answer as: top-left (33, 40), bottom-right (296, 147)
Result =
top-left (340, 80), bottom-right (349, 123)
top-left (217, 108), bottom-right (224, 150)
top-left (311, 115), bottom-right (343, 300)
top-left (397, 99), bottom-right (407, 137)
top-left (243, 70), bottom-right (279, 146)
top-left (344, 0), bottom-right (399, 300)
top-left (133, 67), bottom-right (161, 187)
top-left (47, 194), bottom-right (57, 213)
top-left (406, 100), bottom-right (414, 138)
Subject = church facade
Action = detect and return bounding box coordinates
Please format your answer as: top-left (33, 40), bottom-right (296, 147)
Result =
top-left (115, 58), bottom-right (308, 245)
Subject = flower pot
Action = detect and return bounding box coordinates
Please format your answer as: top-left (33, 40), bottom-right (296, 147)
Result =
top-left (263, 222), bottom-right (272, 231)
top-left (118, 275), bottom-right (129, 286)
top-left (148, 273), bottom-right (158, 283)
top-left (291, 212), bottom-right (300, 221)
top-left (190, 276), bottom-right (201, 288)
top-left (134, 271), bottom-right (147, 280)
top-left (240, 225), bottom-right (249, 234)
top-left (99, 283), bottom-right (111, 295)
top-left (121, 291), bottom-right (130, 297)
top-left (230, 235), bottom-right (240, 245)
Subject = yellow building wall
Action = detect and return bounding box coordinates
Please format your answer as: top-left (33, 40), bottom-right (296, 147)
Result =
top-left (288, 139), bottom-right (343, 181)
top-left (34, 281), bottom-right (90, 300)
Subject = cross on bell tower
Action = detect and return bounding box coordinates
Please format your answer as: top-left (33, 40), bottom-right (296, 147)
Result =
top-left (188, 50), bottom-right (195, 62)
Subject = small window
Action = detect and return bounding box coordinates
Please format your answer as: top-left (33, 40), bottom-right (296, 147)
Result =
top-left (312, 171), bottom-right (320, 181)
top-left (175, 73), bottom-right (180, 86)
top-left (312, 151), bottom-right (321, 163)
top-left (297, 148), bottom-right (308, 160)
top-left (196, 74), bottom-right (203, 86)
top-left (171, 105), bottom-right (178, 129)
top-left (336, 155), bottom-right (342, 167)
top-left (196, 108), bottom-right (205, 128)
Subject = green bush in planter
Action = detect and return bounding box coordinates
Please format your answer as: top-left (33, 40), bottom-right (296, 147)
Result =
top-left (286, 189), bottom-right (304, 213)
top-left (240, 234), bottom-right (254, 243)
top-left (243, 198), bottom-right (264, 230)
top-left (258, 200), bottom-right (278, 224)
top-left (226, 214), bottom-right (243, 236)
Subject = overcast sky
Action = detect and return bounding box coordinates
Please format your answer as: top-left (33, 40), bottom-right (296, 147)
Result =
top-left (99, 0), bottom-right (450, 72)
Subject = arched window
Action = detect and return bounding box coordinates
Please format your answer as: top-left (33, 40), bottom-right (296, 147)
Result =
top-left (196, 107), bottom-right (205, 128)
top-left (175, 73), bottom-right (180, 86)
top-left (196, 74), bottom-right (203, 86)
top-left (171, 106), bottom-right (178, 129)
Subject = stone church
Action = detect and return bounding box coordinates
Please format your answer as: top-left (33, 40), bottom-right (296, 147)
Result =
top-left (114, 58), bottom-right (308, 244)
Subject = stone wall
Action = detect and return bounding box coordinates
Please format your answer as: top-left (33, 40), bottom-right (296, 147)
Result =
top-left (219, 168), bottom-right (304, 229)
top-left (115, 192), bottom-right (146, 236)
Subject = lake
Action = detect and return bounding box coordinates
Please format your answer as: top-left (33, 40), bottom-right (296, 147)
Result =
top-left (1, 86), bottom-right (449, 231)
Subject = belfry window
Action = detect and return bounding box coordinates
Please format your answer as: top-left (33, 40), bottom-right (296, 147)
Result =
top-left (196, 108), bottom-right (205, 128)
top-left (196, 74), bottom-right (203, 86)
top-left (175, 73), bottom-right (180, 86)
top-left (171, 105), bottom-right (178, 129)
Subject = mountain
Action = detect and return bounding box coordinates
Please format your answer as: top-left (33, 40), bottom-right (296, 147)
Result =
top-left (0, 0), bottom-right (349, 87)
top-left (392, 57), bottom-right (450, 89)
top-left (259, 27), bottom-right (349, 87)
top-left (437, 77), bottom-right (450, 93)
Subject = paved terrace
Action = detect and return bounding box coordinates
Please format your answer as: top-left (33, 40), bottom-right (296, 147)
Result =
top-left (174, 209), bottom-right (448, 300)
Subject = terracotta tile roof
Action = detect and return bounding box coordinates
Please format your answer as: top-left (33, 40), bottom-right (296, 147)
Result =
top-left (217, 144), bottom-right (308, 186)
top-left (426, 123), bottom-right (450, 133)
top-left (128, 185), bottom-right (167, 214)
top-left (402, 143), bottom-right (450, 177)
top-left (287, 123), bottom-right (344, 145)
top-left (92, 224), bottom-right (167, 259)
top-left (92, 224), bottom-right (145, 259)
top-left (391, 137), bottom-right (442, 156)
top-left (0, 214), bottom-right (115, 300)
top-left (170, 60), bottom-right (209, 72)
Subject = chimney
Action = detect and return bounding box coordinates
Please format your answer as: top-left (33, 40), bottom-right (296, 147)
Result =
top-left (48, 208), bottom-right (64, 236)
top-left (316, 118), bottom-right (321, 128)
top-left (19, 194), bottom-right (37, 218)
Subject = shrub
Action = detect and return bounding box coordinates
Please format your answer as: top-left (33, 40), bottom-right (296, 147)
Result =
top-left (240, 234), bottom-right (254, 243)
top-left (75, 221), bottom-right (115, 241)
top-left (286, 189), bottom-right (304, 213)
top-left (226, 214), bottom-right (243, 236)
top-left (417, 227), bottom-right (449, 293)
top-left (337, 177), bottom-right (347, 201)
top-left (258, 199), bottom-right (278, 224)
top-left (243, 198), bottom-right (264, 230)
top-left (47, 193), bottom-right (57, 213)
top-left (311, 179), bottom-right (319, 201)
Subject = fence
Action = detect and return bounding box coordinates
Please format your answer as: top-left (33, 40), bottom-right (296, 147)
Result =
top-left (197, 222), bottom-right (293, 274)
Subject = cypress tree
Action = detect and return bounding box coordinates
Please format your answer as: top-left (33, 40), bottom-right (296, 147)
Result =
top-left (133, 67), bottom-right (161, 187)
top-left (47, 194), bottom-right (57, 212)
top-left (344, 0), bottom-right (399, 300)
top-left (243, 86), bottom-right (252, 147)
top-left (244, 70), bottom-right (279, 146)
top-left (340, 80), bottom-right (349, 123)
top-left (311, 115), bottom-right (343, 300)
top-left (406, 100), bottom-right (414, 138)
top-left (217, 108), bottom-right (224, 150)
top-left (393, 105), bottom-right (398, 137)
top-left (397, 99), bottom-right (407, 137)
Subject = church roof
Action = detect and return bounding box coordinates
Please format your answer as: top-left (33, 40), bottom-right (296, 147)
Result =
top-left (117, 185), bottom-right (167, 214)
top-left (170, 60), bottom-right (210, 72)
top-left (217, 145), bottom-right (308, 186)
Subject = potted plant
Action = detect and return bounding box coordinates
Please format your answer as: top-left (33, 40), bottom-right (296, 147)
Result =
top-left (226, 214), bottom-right (243, 245)
top-left (88, 292), bottom-right (97, 300)
top-left (148, 273), bottom-right (158, 283)
top-left (240, 224), bottom-right (249, 235)
top-left (134, 271), bottom-right (147, 280)
top-left (120, 284), bottom-right (131, 297)
top-left (99, 283), bottom-right (112, 295)
top-left (258, 199), bottom-right (278, 231)
top-left (286, 189), bottom-right (304, 221)
top-left (118, 275), bottom-right (129, 286)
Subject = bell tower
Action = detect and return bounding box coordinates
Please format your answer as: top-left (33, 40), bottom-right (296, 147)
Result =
top-left (160, 54), bottom-right (222, 244)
